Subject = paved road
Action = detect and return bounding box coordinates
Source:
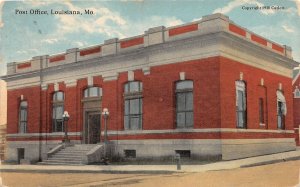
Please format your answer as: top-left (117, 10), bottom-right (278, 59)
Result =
top-left (1, 160), bottom-right (300, 187)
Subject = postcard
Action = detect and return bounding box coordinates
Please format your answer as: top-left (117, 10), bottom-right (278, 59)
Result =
top-left (0, 0), bottom-right (300, 186)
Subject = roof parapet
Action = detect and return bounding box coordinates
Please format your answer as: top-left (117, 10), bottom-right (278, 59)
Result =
top-left (7, 13), bottom-right (295, 75)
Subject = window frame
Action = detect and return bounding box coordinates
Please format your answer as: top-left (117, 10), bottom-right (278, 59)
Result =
top-left (175, 80), bottom-right (194, 128)
top-left (52, 91), bottom-right (65, 132)
top-left (124, 81), bottom-right (143, 130)
top-left (235, 80), bottom-right (247, 128)
top-left (294, 87), bottom-right (300, 98)
top-left (83, 87), bottom-right (102, 98)
top-left (19, 101), bottom-right (28, 133)
top-left (259, 98), bottom-right (265, 124)
top-left (277, 90), bottom-right (286, 129)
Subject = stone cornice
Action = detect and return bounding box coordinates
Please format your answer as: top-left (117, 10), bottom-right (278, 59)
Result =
top-left (221, 32), bottom-right (298, 69)
top-left (2, 31), bottom-right (298, 90)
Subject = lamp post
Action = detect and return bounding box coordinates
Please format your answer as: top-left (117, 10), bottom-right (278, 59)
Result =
top-left (102, 108), bottom-right (109, 161)
top-left (102, 108), bottom-right (109, 143)
top-left (62, 111), bottom-right (70, 144)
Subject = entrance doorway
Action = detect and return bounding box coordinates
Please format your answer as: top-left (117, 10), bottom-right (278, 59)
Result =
top-left (85, 112), bottom-right (101, 144)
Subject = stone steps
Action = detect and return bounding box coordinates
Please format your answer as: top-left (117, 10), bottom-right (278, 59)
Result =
top-left (39, 161), bottom-right (83, 166)
top-left (47, 157), bottom-right (83, 161)
top-left (39, 144), bottom-right (99, 165)
top-left (54, 153), bottom-right (86, 157)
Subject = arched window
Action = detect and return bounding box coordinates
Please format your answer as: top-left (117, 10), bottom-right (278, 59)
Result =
top-left (19, 101), bottom-right (28, 133)
top-left (277, 90), bottom-right (286, 129)
top-left (124, 81), bottom-right (143, 130)
top-left (236, 80), bottom-right (247, 128)
top-left (52, 91), bottom-right (64, 132)
top-left (84, 87), bottom-right (102, 98)
top-left (176, 80), bottom-right (193, 128)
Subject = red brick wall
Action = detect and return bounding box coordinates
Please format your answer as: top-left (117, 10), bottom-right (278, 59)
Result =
top-left (73, 76), bottom-right (104, 134)
top-left (6, 56), bottom-right (294, 141)
top-left (294, 99), bottom-right (300, 128)
top-left (168, 24), bottom-right (199, 37)
top-left (106, 57), bottom-right (221, 132)
top-left (7, 86), bottom-right (41, 133)
top-left (293, 75), bottom-right (300, 128)
top-left (229, 24), bottom-right (246, 37)
top-left (17, 62), bottom-right (31, 69)
top-left (80, 47), bottom-right (101, 56)
top-left (272, 43), bottom-right (284, 53)
top-left (220, 56), bottom-right (294, 132)
top-left (75, 78), bottom-right (88, 133)
top-left (251, 34), bottom-right (267, 46)
top-left (120, 37), bottom-right (144, 48)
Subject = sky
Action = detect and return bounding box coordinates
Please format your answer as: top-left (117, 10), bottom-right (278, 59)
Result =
top-left (0, 0), bottom-right (299, 76)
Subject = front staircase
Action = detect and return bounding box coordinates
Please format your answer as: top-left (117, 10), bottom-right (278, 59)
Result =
top-left (39, 144), bottom-right (103, 165)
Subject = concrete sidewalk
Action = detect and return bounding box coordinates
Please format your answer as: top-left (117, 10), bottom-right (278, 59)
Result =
top-left (1, 150), bottom-right (300, 174)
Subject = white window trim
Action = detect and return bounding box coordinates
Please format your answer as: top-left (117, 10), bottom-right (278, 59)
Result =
top-left (277, 90), bottom-right (287, 115)
top-left (294, 88), bottom-right (300, 98)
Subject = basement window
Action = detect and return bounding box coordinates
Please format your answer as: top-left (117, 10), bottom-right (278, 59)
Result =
top-left (124, 150), bottom-right (136, 158)
top-left (175, 150), bottom-right (191, 158)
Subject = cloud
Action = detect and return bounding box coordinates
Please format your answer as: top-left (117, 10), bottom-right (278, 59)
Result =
top-left (282, 25), bottom-right (295, 33)
top-left (149, 16), bottom-right (183, 27)
top-left (20, 1), bottom-right (128, 38)
top-left (2, 1), bottom-right (185, 64)
top-left (213, 0), bottom-right (275, 15)
top-left (293, 50), bottom-right (300, 62)
top-left (52, 2), bottom-right (183, 40)
top-left (0, 0), bottom-right (4, 28)
top-left (16, 50), bottom-right (28, 54)
top-left (251, 24), bottom-right (287, 39)
top-left (120, 0), bottom-right (144, 2)
top-left (16, 49), bottom-right (38, 55)
top-left (73, 41), bottom-right (89, 47)
top-left (41, 38), bottom-right (59, 44)
top-left (213, 0), bottom-right (246, 14)
top-left (192, 17), bottom-right (202, 22)
top-left (53, 2), bottom-right (127, 38)
top-left (23, 0), bottom-right (57, 7)
top-left (294, 0), bottom-right (300, 16)
top-left (282, 7), bottom-right (298, 15)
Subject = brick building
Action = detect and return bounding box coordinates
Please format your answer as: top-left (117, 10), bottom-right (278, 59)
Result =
top-left (293, 66), bottom-right (300, 145)
top-left (1, 14), bottom-right (299, 164)
top-left (0, 80), bottom-right (7, 160)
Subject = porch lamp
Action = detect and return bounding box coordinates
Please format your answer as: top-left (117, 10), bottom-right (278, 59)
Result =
top-left (102, 108), bottom-right (109, 143)
top-left (62, 111), bottom-right (70, 144)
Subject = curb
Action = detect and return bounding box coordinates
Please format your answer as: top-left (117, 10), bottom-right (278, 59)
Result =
top-left (240, 156), bottom-right (300, 168)
top-left (0, 169), bottom-right (178, 174)
top-left (2, 152), bottom-right (300, 174)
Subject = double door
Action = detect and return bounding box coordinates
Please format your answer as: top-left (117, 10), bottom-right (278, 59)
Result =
top-left (85, 112), bottom-right (101, 144)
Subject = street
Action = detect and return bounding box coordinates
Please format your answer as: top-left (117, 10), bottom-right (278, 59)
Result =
top-left (1, 160), bottom-right (300, 187)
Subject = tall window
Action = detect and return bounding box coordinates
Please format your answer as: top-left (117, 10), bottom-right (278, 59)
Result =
top-left (124, 81), bottom-right (143, 130)
top-left (84, 87), bottom-right (102, 98)
top-left (236, 81), bottom-right (246, 128)
top-left (277, 90), bottom-right (286, 129)
top-left (19, 101), bottom-right (28, 133)
top-left (259, 98), bottom-right (265, 124)
top-left (176, 81), bottom-right (193, 128)
top-left (52, 91), bottom-right (64, 132)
